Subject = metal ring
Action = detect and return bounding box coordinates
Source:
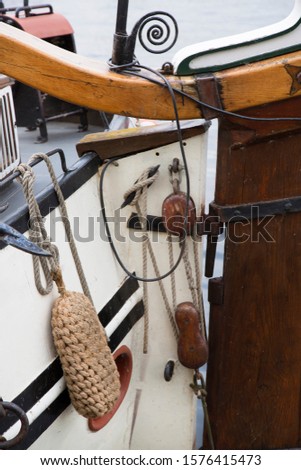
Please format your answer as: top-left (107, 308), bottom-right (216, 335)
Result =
top-left (0, 401), bottom-right (29, 449)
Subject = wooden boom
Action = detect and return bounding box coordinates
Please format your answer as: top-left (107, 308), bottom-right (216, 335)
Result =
top-left (0, 21), bottom-right (301, 119)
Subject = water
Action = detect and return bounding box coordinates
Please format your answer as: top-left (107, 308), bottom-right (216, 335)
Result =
top-left (4, 1), bottom-right (294, 64)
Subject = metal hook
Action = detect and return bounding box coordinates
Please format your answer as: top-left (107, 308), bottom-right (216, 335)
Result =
top-left (169, 158), bottom-right (183, 193)
top-left (0, 400), bottom-right (29, 449)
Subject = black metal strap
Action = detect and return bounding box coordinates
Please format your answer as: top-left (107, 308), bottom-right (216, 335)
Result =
top-left (210, 195), bottom-right (301, 222)
top-left (196, 74), bottom-right (223, 120)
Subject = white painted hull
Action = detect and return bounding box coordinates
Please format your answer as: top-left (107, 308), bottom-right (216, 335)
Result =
top-left (0, 122), bottom-right (208, 449)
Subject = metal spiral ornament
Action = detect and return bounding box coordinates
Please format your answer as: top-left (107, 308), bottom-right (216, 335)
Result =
top-left (111, 4), bottom-right (179, 66)
top-left (134, 11), bottom-right (178, 55)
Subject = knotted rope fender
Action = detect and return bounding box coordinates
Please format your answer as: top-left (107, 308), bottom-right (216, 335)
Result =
top-left (16, 157), bottom-right (120, 419)
top-left (51, 269), bottom-right (121, 419)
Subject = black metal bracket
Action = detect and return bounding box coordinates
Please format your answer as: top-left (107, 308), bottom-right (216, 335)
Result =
top-left (210, 195), bottom-right (301, 223)
top-left (111, 0), bottom-right (178, 66)
top-left (127, 211), bottom-right (224, 279)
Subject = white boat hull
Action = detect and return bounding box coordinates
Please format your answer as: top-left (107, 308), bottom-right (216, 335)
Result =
top-left (0, 122), bottom-right (208, 449)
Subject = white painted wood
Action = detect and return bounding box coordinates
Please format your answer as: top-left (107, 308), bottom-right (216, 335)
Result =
top-left (0, 123), bottom-right (208, 449)
top-left (173, 0), bottom-right (301, 73)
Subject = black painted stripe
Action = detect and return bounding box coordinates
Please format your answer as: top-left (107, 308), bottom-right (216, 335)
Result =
top-left (0, 357), bottom-right (63, 435)
top-left (11, 390), bottom-right (70, 451)
top-left (109, 300), bottom-right (144, 352)
top-left (100, 276), bottom-right (139, 327)
top-left (0, 278), bottom-right (143, 446)
top-left (14, 303), bottom-right (143, 450)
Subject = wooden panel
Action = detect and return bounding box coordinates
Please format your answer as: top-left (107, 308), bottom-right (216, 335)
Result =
top-left (215, 97), bottom-right (301, 206)
top-left (76, 120), bottom-right (209, 158)
top-left (206, 112), bottom-right (301, 449)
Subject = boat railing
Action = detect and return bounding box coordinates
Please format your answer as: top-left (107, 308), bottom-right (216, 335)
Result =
top-left (0, 78), bottom-right (20, 181)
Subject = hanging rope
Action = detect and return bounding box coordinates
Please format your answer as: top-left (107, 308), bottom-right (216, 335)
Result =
top-left (134, 173), bottom-right (150, 354)
top-left (16, 156), bottom-right (120, 419)
top-left (121, 160), bottom-right (213, 444)
top-left (193, 237), bottom-right (207, 341)
top-left (168, 234), bottom-right (177, 313)
top-left (16, 162), bottom-right (60, 295)
top-left (182, 240), bottom-right (199, 308)
top-left (16, 153), bottom-right (93, 304)
top-left (123, 167), bottom-right (178, 352)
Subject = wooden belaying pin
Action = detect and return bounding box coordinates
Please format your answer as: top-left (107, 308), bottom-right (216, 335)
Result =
top-left (162, 192), bottom-right (196, 237)
top-left (175, 302), bottom-right (208, 369)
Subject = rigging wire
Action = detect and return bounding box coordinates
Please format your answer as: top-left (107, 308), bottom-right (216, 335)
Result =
top-left (99, 61), bottom-right (193, 283)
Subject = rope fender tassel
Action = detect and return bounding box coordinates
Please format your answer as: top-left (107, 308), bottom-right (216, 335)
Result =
top-left (51, 275), bottom-right (121, 419)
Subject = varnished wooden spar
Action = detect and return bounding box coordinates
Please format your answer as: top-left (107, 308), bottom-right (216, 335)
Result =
top-left (1, 22), bottom-right (301, 119)
top-left (0, 23), bottom-right (199, 120)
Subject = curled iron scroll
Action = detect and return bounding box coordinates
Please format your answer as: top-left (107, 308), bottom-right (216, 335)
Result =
top-left (0, 400), bottom-right (29, 449)
top-left (133, 11), bottom-right (178, 55)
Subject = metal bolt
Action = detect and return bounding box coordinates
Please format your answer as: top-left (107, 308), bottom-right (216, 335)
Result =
top-left (164, 360), bottom-right (175, 382)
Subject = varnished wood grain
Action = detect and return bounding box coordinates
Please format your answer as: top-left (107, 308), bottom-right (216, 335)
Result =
top-left (2, 23), bottom-right (301, 119)
top-left (76, 120), bottom-right (209, 158)
top-left (175, 302), bottom-right (208, 369)
top-left (0, 23), bottom-right (199, 120)
top-left (206, 114), bottom-right (301, 450)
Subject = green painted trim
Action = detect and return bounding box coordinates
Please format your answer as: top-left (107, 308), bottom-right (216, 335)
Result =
top-left (175, 16), bottom-right (301, 75)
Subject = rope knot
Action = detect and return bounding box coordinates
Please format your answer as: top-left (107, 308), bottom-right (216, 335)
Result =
top-left (15, 163), bottom-right (35, 188)
top-left (52, 266), bottom-right (66, 295)
top-left (123, 167), bottom-right (159, 207)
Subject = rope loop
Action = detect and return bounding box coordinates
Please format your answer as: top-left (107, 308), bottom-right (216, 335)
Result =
top-left (123, 166), bottom-right (159, 207)
top-left (16, 153), bottom-right (92, 303)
